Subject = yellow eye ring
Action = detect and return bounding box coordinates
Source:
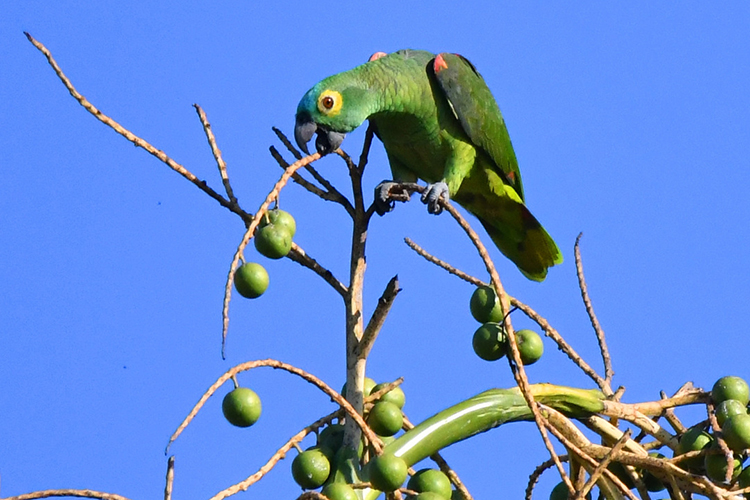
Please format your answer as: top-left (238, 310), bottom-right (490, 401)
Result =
top-left (317, 90), bottom-right (343, 116)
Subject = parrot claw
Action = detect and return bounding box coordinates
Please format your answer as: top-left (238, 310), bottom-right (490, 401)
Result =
top-left (374, 181), bottom-right (411, 216)
top-left (421, 181), bottom-right (450, 214)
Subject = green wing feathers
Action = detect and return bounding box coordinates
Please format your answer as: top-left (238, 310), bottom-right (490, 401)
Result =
top-left (478, 210), bottom-right (563, 282)
top-left (432, 53), bottom-right (524, 200)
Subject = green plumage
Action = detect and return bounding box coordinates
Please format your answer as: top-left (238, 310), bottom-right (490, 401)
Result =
top-left (295, 49), bottom-right (562, 281)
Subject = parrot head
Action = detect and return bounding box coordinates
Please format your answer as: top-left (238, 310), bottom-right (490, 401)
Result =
top-left (295, 75), bottom-right (374, 156)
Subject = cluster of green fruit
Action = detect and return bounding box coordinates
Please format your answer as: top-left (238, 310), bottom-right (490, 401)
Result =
top-left (587, 375), bottom-right (750, 499)
top-left (233, 208), bottom-right (296, 299)
top-left (289, 378), bottom-right (462, 499)
top-left (674, 376), bottom-right (750, 485)
top-left (469, 285), bottom-right (543, 364)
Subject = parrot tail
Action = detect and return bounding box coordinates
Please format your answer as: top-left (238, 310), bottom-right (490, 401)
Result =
top-left (476, 206), bottom-right (563, 282)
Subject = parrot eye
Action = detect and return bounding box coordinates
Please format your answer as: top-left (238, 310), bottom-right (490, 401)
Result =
top-left (317, 90), bottom-right (342, 115)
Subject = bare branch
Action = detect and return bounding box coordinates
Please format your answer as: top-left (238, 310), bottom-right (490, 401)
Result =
top-left (526, 455), bottom-right (570, 500)
top-left (166, 358), bottom-right (380, 453)
top-left (164, 456), bottom-right (175, 500)
top-left (25, 33), bottom-right (243, 217)
top-left (272, 127), bottom-right (349, 205)
top-left (357, 275), bottom-right (401, 359)
top-left (511, 298), bottom-right (611, 395)
top-left (404, 237), bottom-right (484, 287)
top-left (287, 243), bottom-right (348, 296)
top-left (195, 104), bottom-right (239, 206)
top-left (358, 123), bottom-right (376, 174)
top-left (269, 145), bottom-right (354, 216)
top-left (212, 409), bottom-right (340, 500)
top-left (221, 153), bottom-right (321, 358)
top-left (575, 233), bottom-right (614, 385)
top-left (3, 491), bottom-right (134, 500)
top-left (575, 429), bottom-right (632, 500)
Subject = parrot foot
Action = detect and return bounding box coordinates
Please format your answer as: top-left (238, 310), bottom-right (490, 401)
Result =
top-left (374, 181), bottom-right (411, 216)
top-left (421, 181), bottom-right (450, 214)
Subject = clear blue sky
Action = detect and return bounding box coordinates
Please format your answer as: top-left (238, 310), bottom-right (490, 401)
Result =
top-left (2, 2), bottom-right (749, 499)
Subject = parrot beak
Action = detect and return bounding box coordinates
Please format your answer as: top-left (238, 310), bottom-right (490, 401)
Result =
top-left (294, 112), bottom-right (316, 155)
top-left (294, 112), bottom-right (346, 156)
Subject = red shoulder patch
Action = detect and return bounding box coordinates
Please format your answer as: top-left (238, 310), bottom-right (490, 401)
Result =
top-left (368, 51), bottom-right (388, 62)
top-left (434, 53), bottom-right (449, 73)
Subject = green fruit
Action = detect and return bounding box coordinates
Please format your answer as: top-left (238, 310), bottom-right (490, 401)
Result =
top-left (515, 329), bottom-right (544, 365)
top-left (549, 482), bottom-right (591, 500)
top-left (716, 399), bottom-right (748, 427)
top-left (472, 323), bottom-right (506, 361)
top-left (292, 448), bottom-right (331, 489)
top-left (607, 462), bottom-right (636, 489)
top-left (549, 482), bottom-right (568, 500)
top-left (642, 453), bottom-right (666, 492)
top-left (722, 413), bottom-right (750, 452)
top-left (261, 209), bottom-right (296, 237)
top-left (367, 453), bottom-right (407, 492)
top-left (221, 387), bottom-right (262, 427)
top-left (367, 401), bottom-right (403, 437)
top-left (254, 223), bottom-right (292, 259)
top-left (676, 426), bottom-right (713, 471)
top-left (712, 376), bottom-right (750, 406)
top-left (372, 382), bottom-right (406, 409)
top-left (342, 377), bottom-right (377, 399)
top-left (469, 286), bottom-right (504, 323)
top-left (321, 483), bottom-right (358, 500)
top-left (413, 493), bottom-right (448, 500)
top-left (704, 447), bottom-right (741, 482)
top-left (407, 469), bottom-right (452, 498)
top-left (319, 423), bottom-right (345, 452)
top-left (233, 262), bottom-right (269, 298)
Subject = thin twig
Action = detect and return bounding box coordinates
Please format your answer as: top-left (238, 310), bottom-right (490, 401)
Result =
top-left (194, 104), bottom-right (239, 206)
top-left (404, 238), bottom-right (484, 287)
top-left (575, 233), bottom-right (614, 386)
top-left (357, 275), bottom-right (401, 358)
top-left (211, 409), bottom-right (340, 500)
top-left (429, 452), bottom-right (474, 500)
top-left (221, 153), bottom-right (321, 358)
top-left (272, 128), bottom-right (349, 202)
top-left (541, 406), bottom-right (641, 500)
top-left (576, 429), bottom-right (632, 500)
top-left (358, 123), bottom-right (376, 175)
top-left (269, 140), bottom-right (354, 215)
top-left (2, 491), bottom-right (133, 500)
top-left (164, 456), bottom-right (175, 500)
top-left (287, 243), bottom-right (348, 296)
top-left (512, 299), bottom-right (611, 394)
top-left (525, 455), bottom-right (570, 500)
top-left (25, 33), bottom-right (242, 217)
top-left (269, 146), bottom-right (331, 200)
top-left (706, 401), bottom-right (736, 484)
top-left (165, 358), bottom-right (380, 453)
top-left (404, 228), bottom-right (609, 394)
top-left (436, 197), bottom-right (573, 493)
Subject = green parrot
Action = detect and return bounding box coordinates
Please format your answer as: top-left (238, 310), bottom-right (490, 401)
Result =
top-left (295, 49), bottom-right (562, 281)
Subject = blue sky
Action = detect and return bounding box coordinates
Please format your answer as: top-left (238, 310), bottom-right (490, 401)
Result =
top-left (2, 2), bottom-right (749, 499)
